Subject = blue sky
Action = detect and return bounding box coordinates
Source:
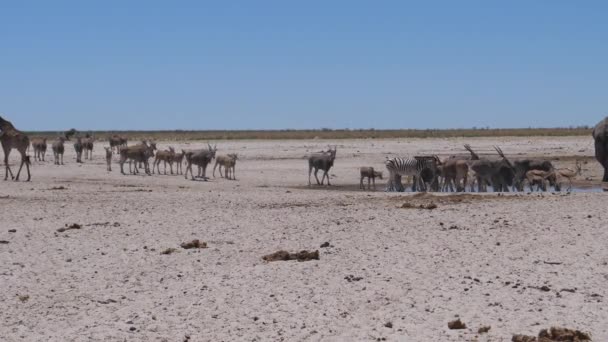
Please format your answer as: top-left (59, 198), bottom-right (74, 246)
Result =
top-left (1, 1), bottom-right (607, 130)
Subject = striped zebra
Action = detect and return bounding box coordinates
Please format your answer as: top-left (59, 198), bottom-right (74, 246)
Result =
top-left (385, 156), bottom-right (440, 192)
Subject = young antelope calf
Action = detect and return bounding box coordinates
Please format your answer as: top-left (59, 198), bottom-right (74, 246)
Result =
top-left (525, 170), bottom-right (554, 192)
top-left (360, 166), bottom-right (383, 190)
top-left (213, 154), bottom-right (238, 180)
top-left (153, 147), bottom-right (176, 175)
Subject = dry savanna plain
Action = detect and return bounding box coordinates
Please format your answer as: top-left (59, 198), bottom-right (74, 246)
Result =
top-left (1, 135), bottom-right (607, 341)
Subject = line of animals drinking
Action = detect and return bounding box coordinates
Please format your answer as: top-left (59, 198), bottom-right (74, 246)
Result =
top-left (2, 114), bottom-right (608, 192)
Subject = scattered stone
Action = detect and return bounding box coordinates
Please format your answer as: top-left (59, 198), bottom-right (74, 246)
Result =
top-left (345, 275), bottom-right (363, 282)
top-left (8, 229), bottom-right (16, 233)
top-left (384, 322), bottom-right (393, 329)
top-left (97, 299), bottom-right (117, 304)
top-left (262, 250), bottom-right (319, 262)
top-left (478, 326), bottom-right (491, 334)
top-left (57, 223), bottom-right (81, 232)
top-left (161, 248), bottom-right (178, 255)
top-left (49, 186), bottom-right (67, 190)
top-left (0, 240), bottom-right (8, 244)
top-left (320, 242), bottom-right (331, 248)
top-left (512, 335), bottom-right (537, 342)
top-left (180, 240), bottom-right (208, 249)
top-left (448, 319), bottom-right (467, 330)
top-left (18, 295), bottom-right (29, 302)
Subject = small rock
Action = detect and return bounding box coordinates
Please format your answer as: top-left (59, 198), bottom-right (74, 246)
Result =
top-left (478, 326), bottom-right (491, 334)
top-left (448, 319), bottom-right (467, 330)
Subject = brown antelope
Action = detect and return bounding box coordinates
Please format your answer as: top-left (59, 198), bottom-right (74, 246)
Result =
top-left (213, 154), bottom-right (238, 180)
top-left (359, 166), bottom-right (382, 190)
top-left (438, 158), bottom-right (468, 192)
top-left (524, 169), bottom-right (554, 191)
top-left (153, 147), bottom-right (176, 175)
top-left (183, 146), bottom-right (217, 181)
top-left (556, 160), bottom-right (582, 191)
top-left (119, 142), bottom-right (155, 175)
top-left (308, 146), bottom-right (337, 186)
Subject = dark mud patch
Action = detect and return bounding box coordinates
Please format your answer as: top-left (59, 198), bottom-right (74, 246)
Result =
top-left (289, 183), bottom-right (385, 193)
top-left (263, 250), bottom-right (319, 262)
top-left (57, 223), bottom-right (82, 232)
top-left (389, 192), bottom-right (537, 206)
top-left (512, 326), bottom-right (591, 342)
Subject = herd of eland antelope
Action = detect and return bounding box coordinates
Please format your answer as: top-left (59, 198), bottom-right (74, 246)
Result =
top-left (0, 115), bottom-right (601, 192)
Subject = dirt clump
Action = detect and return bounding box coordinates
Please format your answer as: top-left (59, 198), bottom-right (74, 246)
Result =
top-left (448, 319), bottom-right (467, 330)
top-left (161, 248), bottom-right (177, 255)
top-left (400, 202), bottom-right (437, 210)
top-left (263, 250), bottom-right (319, 262)
top-left (478, 326), bottom-right (491, 334)
top-left (512, 327), bottom-right (591, 342)
top-left (180, 240), bottom-right (208, 249)
top-left (57, 223), bottom-right (82, 232)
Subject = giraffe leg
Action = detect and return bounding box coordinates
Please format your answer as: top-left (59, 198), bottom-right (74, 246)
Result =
top-left (15, 159), bottom-right (24, 181)
top-left (25, 157), bottom-right (31, 181)
top-left (3, 147), bottom-right (14, 180)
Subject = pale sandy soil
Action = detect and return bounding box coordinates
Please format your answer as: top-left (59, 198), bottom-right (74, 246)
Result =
top-left (1, 136), bottom-right (607, 342)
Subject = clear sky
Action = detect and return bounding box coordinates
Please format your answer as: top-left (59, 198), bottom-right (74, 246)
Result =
top-left (1, 1), bottom-right (607, 131)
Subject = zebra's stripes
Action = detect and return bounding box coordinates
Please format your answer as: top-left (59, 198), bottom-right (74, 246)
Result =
top-left (385, 156), bottom-right (438, 192)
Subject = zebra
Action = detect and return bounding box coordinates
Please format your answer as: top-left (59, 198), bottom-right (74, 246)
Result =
top-left (385, 156), bottom-right (440, 192)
